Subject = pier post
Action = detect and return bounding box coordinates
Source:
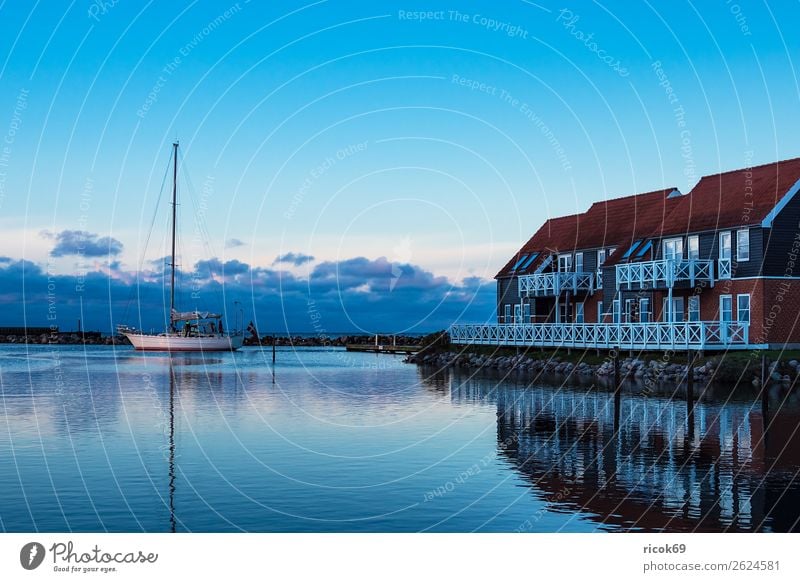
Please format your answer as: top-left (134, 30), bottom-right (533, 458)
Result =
top-left (272, 337), bottom-right (276, 364)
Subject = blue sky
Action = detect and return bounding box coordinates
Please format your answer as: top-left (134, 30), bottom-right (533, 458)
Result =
top-left (1, 0), bottom-right (799, 332)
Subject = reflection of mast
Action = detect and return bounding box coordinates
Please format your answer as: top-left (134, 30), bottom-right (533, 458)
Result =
top-left (168, 362), bottom-right (176, 533)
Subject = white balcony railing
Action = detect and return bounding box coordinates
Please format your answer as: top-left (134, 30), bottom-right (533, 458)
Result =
top-left (718, 258), bottom-right (731, 279)
top-left (449, 321), bottom-right (750, 350)
top-left (518, 271), bottom-right (595, 297)
top-left (616, 259), bottom-right (714, 290)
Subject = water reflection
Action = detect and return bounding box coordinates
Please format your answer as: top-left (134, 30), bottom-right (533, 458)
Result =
top-left (447, 369), bottom-right (800, 532)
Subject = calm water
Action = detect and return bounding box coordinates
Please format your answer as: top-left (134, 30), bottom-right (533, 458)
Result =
top-left (1, 344), bottom-right (799, 532)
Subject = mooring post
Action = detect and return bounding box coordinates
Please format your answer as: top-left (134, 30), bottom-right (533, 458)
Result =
top-left (272, 336), bottom-right (276, 364)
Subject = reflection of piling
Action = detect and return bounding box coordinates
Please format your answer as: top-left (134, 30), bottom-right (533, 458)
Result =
top-left (686, 351), bottom-right (696, 436)
top-left (761, 353), bottom-right (769, 433)
top-left (613, 350), bottom-right (621, 431)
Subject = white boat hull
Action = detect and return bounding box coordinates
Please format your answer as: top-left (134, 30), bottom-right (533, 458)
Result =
top-left (124, 332), bottom-right (244, 352)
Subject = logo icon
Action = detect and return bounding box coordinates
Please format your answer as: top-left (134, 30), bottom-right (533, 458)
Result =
top-left (20, 542), bottom-right (45, 570)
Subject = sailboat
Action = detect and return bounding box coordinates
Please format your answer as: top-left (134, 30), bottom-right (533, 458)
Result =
top-left (118, 142), bottom-right (244, 352)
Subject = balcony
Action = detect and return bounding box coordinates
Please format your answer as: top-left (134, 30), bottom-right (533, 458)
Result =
top-left (616, 259), bottom-right (714, 290)
top-left (449, 321), bottom-right (750, 350)
top-left (518, 271), bottom-right (595, 297)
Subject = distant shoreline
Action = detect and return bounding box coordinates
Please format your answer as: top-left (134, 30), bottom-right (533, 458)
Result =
top-left (0, 331), bottom-right (431, 348)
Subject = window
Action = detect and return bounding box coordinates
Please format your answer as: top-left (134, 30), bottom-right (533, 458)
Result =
top-left (519, 252), bottom-right (538, 271)
top-left (575, 252), bottom-right (583, 273)
top-left (636, 240), bottom-right (653, 258)
top-left (612, 300), bottom-right (621, 324)
top-left (638, 298), bottom-right (650, 323)
top-left (663, 237), bottom-right (683, 261)
top-left (597, 249), bottom-right (606, 265)
top-left (523, 303), bottom-right (531, 323)
top-left (688, 235), bottom-right (699, 260)
top-left (513, 304), bottom-right (522, 324)
top-left (622, 240), bottom-right (642, 259)
top-left (511, 254), bottom-right (529, 271)
top-left (719, 231), bottom-right (732, 260)
top-left (558, 254), bottom-right (573, 272)
top-left (663, 297), bottom-right (685, 322)
top-left (720, 295), bottom-right (733, 323)
top-left (737, 229), bottom-right (750, 262)
top-left (688, 296), bottom-right (700, 322)
top-left (597, 301), bottom-right (604, 323)
top-left (575, 303), bottom-right (584, 324)
top-left (736, 294), bottom-right (750, 323)
top-left (504, 304), bottom-right (511, 322)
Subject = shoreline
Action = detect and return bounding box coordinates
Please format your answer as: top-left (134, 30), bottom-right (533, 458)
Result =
top-left (406, 345), bottom-right (800, 388)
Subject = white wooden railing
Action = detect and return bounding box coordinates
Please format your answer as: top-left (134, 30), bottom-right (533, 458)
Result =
top-left (616, 259), bottom-right (714, 290)
top-left (518, 271), bottom-right (595, 297)
top-left (449, 321), bottom-right (750, 350)
top-left (718, 258), bottom-right (732, 279)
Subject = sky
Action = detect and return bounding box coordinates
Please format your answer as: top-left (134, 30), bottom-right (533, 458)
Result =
top-left (1, 0), bottom-right (799, 333)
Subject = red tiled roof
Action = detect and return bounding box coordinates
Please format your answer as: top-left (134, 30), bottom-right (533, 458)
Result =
top-left (657, 157), bottom-right (800, 235)
top-left (498, 157), bottom-right (800, 277)
top-left (496, 188), bottom-right (679, 277)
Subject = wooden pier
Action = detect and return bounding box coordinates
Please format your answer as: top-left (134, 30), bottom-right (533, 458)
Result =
top-left (345, 335), bottom-right (419, 355)
top-left (345, 344), bottom-right (419, 355)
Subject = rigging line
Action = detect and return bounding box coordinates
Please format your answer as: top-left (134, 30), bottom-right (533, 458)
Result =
top-left (178, 149), bottom-right (224, 309)
top-left (121, 148), bottom-right (173, 326)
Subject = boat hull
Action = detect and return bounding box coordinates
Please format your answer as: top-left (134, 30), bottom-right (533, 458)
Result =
top-left (123, 332), bottom-right (244, 352)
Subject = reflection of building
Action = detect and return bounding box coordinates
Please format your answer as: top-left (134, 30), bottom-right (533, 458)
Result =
top-left (450, 374), bottom-right (800, 532)
top-left (452, 158), bottom-right (800, 350)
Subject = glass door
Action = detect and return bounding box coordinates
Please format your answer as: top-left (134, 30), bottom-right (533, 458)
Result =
top-left (719, 231), bottom-right (732, 278)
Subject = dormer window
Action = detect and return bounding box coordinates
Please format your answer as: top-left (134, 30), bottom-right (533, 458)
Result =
top-left (622, 240), bottom-right (642, 259)
top-left (518, 252), bottom-right (539, 272)
top-left (510, 254), bottom-right (528, 271)
top-left (635, 240), bottom-right (653, 258)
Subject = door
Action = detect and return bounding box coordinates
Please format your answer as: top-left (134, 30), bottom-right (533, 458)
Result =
top-left (719, 231), bottom-right (732, 278)
top-left (558, 254), bottom-right (572, 272)
top-left (639, 298), bottom-right (651, 323)
top-left (720, 295), bottom-right (733, 322)
top-left (662, 297), bottom-right (685, 322)
top-left (513, 304), bottom-right (522, 324)
top-left (720, 295), bottom-right (733, 340)
top-left (575, 252), bottom-right (584, 273)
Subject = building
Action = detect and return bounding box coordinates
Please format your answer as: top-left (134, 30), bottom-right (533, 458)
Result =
top-left (451, 157), bottom-right (800, 350)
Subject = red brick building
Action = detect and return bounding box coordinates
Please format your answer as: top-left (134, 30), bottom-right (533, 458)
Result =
top-left (452, 158), bottom-right (800, 350)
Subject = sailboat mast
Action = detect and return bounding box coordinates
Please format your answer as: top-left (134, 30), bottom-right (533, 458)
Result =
top-left (170, 141), bottom-right (178, 325)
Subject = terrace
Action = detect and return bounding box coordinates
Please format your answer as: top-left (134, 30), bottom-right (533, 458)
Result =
top-left (449, 321), bottom-right (751, 350)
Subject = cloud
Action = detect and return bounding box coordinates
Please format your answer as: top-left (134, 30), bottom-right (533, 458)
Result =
top-left (0, 254), bottom-right (494, 334)
top-left (47, 230), bottom-right (124, 258)
top-left (273, 252), bottom-right (315, 267)
top-left (226, 238), bottom-right (245, 248)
